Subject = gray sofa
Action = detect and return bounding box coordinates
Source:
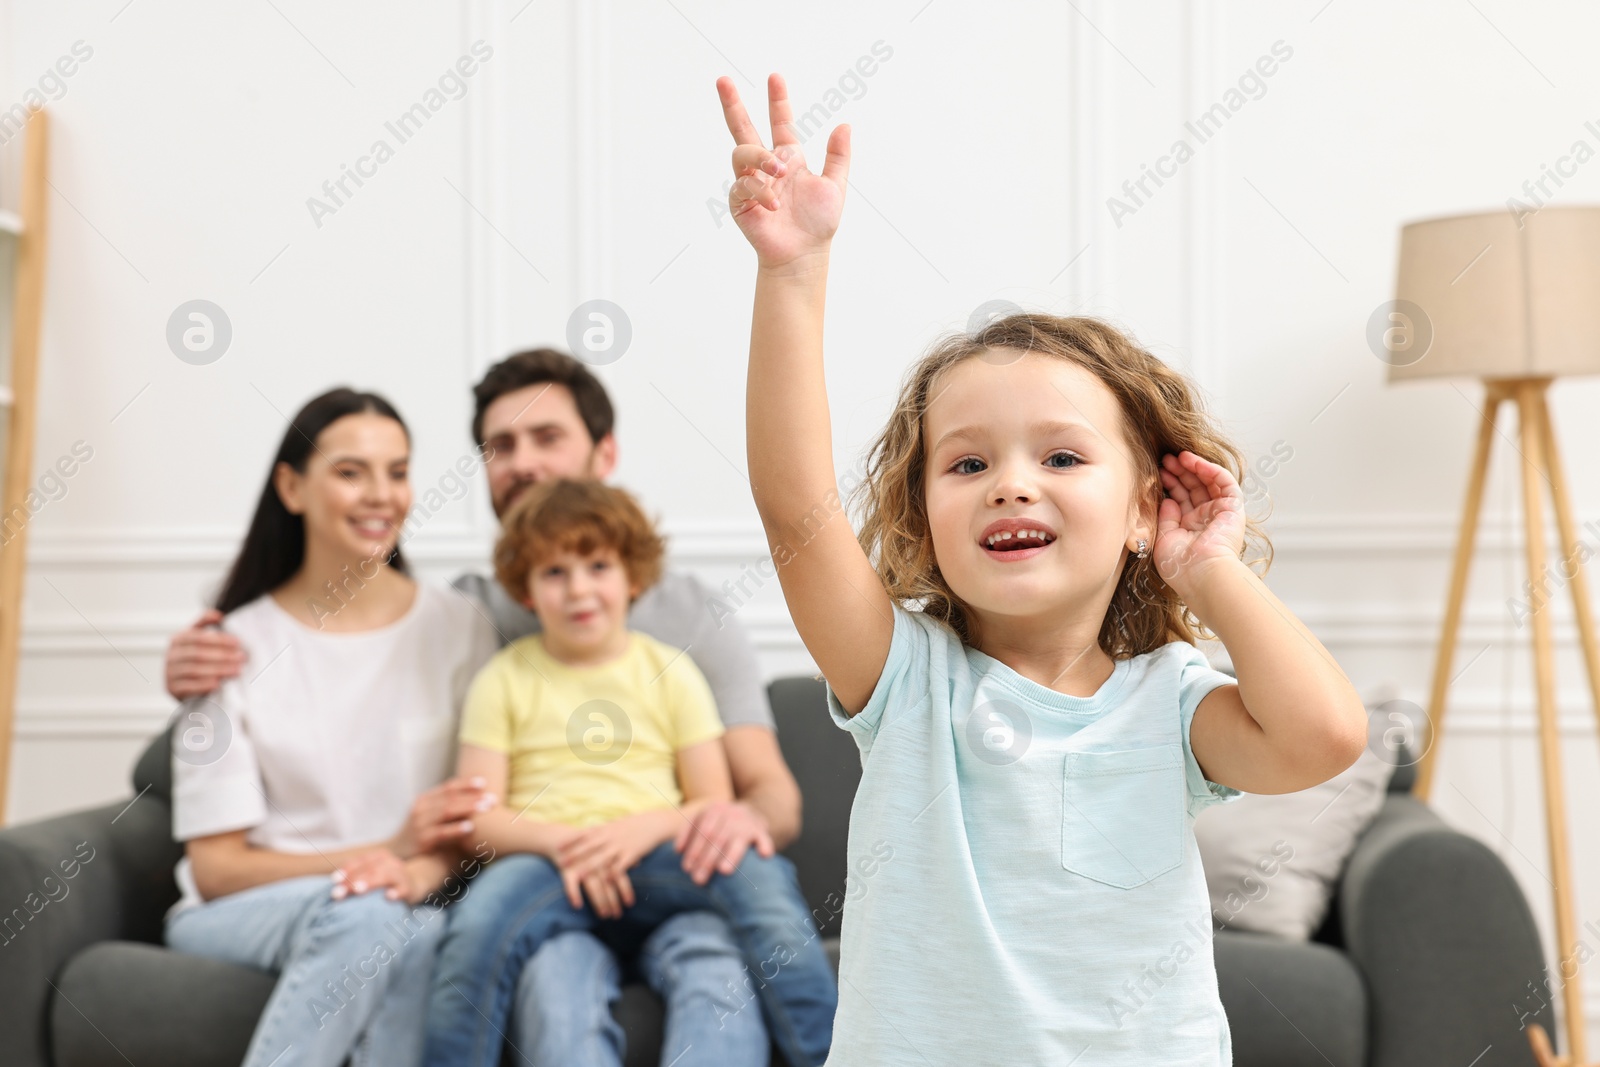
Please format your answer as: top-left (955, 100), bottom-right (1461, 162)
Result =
top-left (1, 676), bottom-right (1548, 1066)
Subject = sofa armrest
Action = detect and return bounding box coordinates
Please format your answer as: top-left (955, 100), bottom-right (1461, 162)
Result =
top-left (0, 794), bottom-right (182, 1067)
top-left (1339, 794), bottom-right (1545, 1067)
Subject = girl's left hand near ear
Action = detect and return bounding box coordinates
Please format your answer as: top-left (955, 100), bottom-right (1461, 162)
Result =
top-left (1153, 450), bottom-right (1245, 590)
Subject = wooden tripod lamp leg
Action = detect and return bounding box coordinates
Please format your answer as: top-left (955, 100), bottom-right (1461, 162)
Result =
top-left (1516, 379), bottom-right (1586, 1063)
top-left (1529, 1022), bottom-right (1564, 1066)
top-left (1534, 386), bottom-right (1600, 769)
top-left (1528, 380), bottom-right (1600, 1065)
top-left (1414, 382), bottom-right (1505, 800)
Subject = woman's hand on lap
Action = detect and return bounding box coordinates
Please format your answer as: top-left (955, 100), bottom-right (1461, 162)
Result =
top-left (332, 849), bottom-right (449, 904)
top-left (717, 73), bottom-right (850, 270)
top-left (331, 848), bottom-right (407, 901)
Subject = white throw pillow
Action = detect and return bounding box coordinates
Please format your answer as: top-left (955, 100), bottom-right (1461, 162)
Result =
top-left (1192, 686), bottom-right (1408, 940)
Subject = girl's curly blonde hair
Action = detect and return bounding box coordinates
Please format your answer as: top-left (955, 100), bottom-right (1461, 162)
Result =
top-left (849, 313), bottom-right (1273, 659)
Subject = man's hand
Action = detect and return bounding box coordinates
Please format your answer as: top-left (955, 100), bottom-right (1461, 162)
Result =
top-left (674, 799), bottom-right (775, 885)
top-left (390, 777), bottom-right (495, 859)
top-left (165, 610), bottom-right (246, 700)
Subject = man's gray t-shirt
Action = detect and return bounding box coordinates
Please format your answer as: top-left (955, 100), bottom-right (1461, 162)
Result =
top-left (451, 570), bottom-right (774, 731)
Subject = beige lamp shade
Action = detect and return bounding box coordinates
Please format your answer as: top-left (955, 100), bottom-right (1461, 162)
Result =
top-left (1385, 205), bottom-right (1600, 381)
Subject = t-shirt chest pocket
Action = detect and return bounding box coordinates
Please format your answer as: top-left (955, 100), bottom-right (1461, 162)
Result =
top-left (1061, 744), bottom-right (1184, 889)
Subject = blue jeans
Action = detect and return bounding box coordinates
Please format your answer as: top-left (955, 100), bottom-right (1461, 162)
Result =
top-left (425, 844), bottom-right (837, 1067)
top-left (510, 912), bottom-right (769, 1067)
top-left (165, 874), bottom-right (445, 1067)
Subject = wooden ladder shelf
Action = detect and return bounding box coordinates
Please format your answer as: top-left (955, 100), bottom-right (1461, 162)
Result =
top-left (0, 109), bottom-right (51, 825)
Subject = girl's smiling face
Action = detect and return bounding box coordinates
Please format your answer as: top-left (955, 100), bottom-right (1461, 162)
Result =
top-left (922, 352), bottom-right (1153, 634)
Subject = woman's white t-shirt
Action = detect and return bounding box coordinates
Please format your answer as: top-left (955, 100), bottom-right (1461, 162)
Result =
top-left (168, 581), bottom-right (500, 914)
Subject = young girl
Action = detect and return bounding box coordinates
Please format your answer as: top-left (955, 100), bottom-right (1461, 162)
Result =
top-left (714, 74), bottom-right (1369, 1064)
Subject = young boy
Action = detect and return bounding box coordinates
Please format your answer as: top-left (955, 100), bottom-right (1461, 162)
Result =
top-left (421, 479), bottom-right (838, 1067)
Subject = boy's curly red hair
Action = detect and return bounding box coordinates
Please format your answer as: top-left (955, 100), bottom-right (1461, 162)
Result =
top-left (494, 479), bottom-right (665, 606)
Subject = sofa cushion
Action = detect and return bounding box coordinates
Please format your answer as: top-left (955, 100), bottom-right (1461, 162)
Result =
top-left (768, 676), bottom-right (861, 939)
top-left (132, 723), bottom-right (174, 805)
top-left (52, 940), bottom-right (686, 1067)
top-left (1214, 930), bottom-right (1366, 1067)
top-left (53, 941), bottom-right (274, 1067)
top-left (1193, 695), bottom-right (1407, 940)
top-left (51, 933), bottom-right (838, 1067)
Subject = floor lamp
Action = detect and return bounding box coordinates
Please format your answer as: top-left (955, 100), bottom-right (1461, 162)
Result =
top-left (1384, 205), bottom-right (1600, 1066)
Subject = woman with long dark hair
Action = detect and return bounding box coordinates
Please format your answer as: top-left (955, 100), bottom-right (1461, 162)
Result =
top-left (163, 387), bottom-right (499, 1067)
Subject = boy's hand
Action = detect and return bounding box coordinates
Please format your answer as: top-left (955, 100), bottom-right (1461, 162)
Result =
top-left (556, 813), bottom-right (663, 889)
top-left (717, 73), bottom-right (851, 270)
top-left (550, 817), bottom-right (639, 919)
top-left (562, 867), bottom-right (635, 920)
top-left (1154, 450), bottom-right (1247, 595)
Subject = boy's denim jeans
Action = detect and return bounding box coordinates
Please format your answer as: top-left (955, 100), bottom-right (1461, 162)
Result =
top-left (511, 912), bottom-right (770, 1067)
top-left (423, 844), bottom-right (838, 1067)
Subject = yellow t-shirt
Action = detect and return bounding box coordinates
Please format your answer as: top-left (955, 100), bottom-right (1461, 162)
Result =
top-left (458, 631), bottom-right (725, 826)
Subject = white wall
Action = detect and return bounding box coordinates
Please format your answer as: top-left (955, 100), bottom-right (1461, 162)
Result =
top-left (5, 0), bottom-right (1600, 1046)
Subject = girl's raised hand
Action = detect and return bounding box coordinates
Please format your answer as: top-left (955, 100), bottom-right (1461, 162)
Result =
top-left (716, 73), bottom-right (850, 269)
top-left (1153, 450), bottom-right (1246, 591)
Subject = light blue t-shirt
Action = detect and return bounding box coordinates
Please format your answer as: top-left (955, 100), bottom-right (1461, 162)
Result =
top-left (823, 603), bottom-right (1243, 1066)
